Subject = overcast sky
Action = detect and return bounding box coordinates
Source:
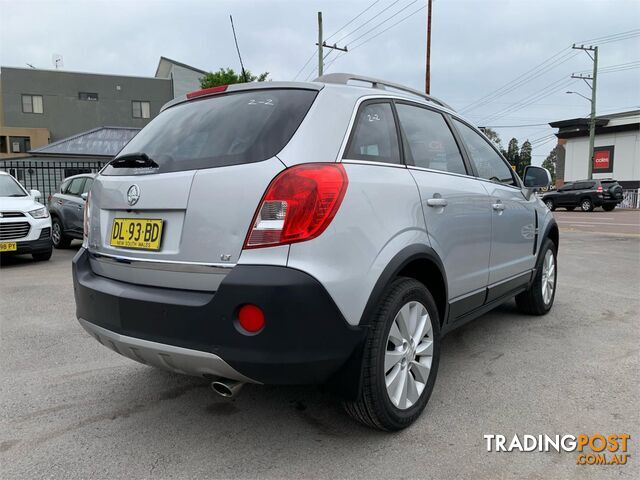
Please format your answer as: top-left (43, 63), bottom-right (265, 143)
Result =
top-left (1, 0), bottom-right (639, 163)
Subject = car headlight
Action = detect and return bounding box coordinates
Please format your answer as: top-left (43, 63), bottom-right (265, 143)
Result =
top-left (29, 207), bottom-right (49, 219)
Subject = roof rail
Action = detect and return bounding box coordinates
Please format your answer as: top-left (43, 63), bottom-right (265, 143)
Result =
top-left (314, 73), bottom-right (455, 111)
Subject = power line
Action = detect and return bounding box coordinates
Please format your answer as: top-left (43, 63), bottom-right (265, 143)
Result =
top-left (578, 28), bottom-right (640, 44)
top-left (460, 49), bottom-right (577, 114)
top-left (334, 0), bottom-right (404, 45)
top-left (336, 0), bottom-right (418, 47)
top-left (325, 0), bottom-right (381, 41)
top-left (479, 77), bottom-right (577, 125)
top-left (461, 29), bottom-right (640, 114)
top-left (324, 4), bottom-right (426, 74)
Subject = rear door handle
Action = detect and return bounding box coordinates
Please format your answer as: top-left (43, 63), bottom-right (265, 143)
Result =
top-left (492, 202), bottom-right (505, 211)
top-left (427, 198), bottom-right (448, 207)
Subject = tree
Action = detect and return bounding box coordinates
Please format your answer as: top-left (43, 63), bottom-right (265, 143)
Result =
top-left (200, 68), bottom-right (269, 88)
top-left (480, 127), bottom-right (502, 149)
top-left (518, 140), bottom-right (532, 179)
top-left (503, 138), bottom-right (520, 172)
top-left (542, 146), bottom-right (558, 184)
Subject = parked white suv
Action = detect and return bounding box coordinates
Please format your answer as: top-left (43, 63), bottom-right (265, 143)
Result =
top-left (0, 171), bottom-right (52, 261)
top-left (73, 74), bottom-right (558, 430)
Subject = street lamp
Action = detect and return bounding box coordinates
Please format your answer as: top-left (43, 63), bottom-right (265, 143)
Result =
top-left (566, 90), bottom-right (597, 179)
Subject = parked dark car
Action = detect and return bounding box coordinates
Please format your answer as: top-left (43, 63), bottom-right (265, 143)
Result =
top-left (49, 174), bottom-right (95, 248)
top-left (542, 179), bottom-right (624, 212)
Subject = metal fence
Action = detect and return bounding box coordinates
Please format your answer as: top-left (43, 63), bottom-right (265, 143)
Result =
top-left (619, 189), bottom-right (640, 209)
top-left (0, 158), bottom-right (105, 203)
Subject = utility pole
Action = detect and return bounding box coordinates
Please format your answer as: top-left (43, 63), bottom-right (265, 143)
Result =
top-left (318, 12), bottom-right (323, 77)
top-left (425, 0), bottom-right (433, 94)
top-left (316, 11), bottom-right (348, 78)
top-left (571, 44), bottom-right (598, 179)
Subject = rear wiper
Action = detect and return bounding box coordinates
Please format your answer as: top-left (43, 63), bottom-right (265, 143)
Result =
top-left (109, 152), bottom-right (159, 169)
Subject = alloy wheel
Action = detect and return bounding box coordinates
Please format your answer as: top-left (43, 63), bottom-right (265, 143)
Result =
top-left (52, 221), bottom-right (61, 245)
top-left (384, 301), bottom-right (434, 410)
top-left (541, 249), bottom-right (556, 305)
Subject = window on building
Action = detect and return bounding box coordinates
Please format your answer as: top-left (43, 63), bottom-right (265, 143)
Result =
top-left (78, 92), bottom-right (99, 101)
top-left (132, 100), bottom-right (151, 119)
top-left (9, 136), bottom-right (31, 153)
top-left (22, 94), bottom-right (43, 114)
top-left (0, 136), bottom-right (7, 153)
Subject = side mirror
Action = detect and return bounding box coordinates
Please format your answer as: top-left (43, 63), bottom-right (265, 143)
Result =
top-left (523, 166), bottom-right (551, 189)
top-left (81, 192), bottom-right (89, 201)
top-left (29, 189), bottom-right (42, 199)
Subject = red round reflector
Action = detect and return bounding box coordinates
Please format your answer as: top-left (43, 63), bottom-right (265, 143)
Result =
top-left (237, 304), bottom-right (265, 333)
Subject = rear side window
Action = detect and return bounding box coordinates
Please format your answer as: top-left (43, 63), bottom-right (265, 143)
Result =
top-left (106, 89), bottom-right (318, 174)
top-left (453, 120), bottom-right (516, 186)
top-left (344, 102), bottom-right (400, 164)
top-left (66, 178), bottom-right (86, 196)
top-left (82, 178), bottom-right (94, 193)
top-left (396, 104), bottom-right (466, 175)
top-left (575, 182), bottom-right (594, 190)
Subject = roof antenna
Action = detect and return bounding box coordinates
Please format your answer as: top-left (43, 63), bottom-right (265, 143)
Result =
top-left (229, 15), bottom-right (248, 83)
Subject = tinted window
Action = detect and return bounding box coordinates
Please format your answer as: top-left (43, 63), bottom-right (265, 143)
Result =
top-left (396, 104), bottom-right (466, 174)
top-left (82, 178), bottom-right (94, 193)
top-left (454, 120), bottom-right (516, 186)
top-left (345, 102), bottom-right (400, 164)
top-left (575, 182), bottom-right (594, 190)
top-left (108, 89), bottom-right (317, 174)
top-left (66, 178), bottom-right (86, 196)
top-left (558, 183), bottom-right (573, 192)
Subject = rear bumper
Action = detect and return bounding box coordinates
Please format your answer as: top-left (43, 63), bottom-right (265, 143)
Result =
top-left (72, 248), bottom-right (365, 385)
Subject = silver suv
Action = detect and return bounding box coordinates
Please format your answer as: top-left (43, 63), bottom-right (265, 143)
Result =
top-left (73, 74), bottom-right (558, 431)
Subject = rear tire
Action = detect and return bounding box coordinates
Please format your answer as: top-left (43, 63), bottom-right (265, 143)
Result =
top-left (544, 199), bottom-right (555, 211)
top-left (51, 217), bottom-right (71, 249)
top-left (516, 238), bottom-right (557, 315)
top-left (580, 198), bottom-right (594, 212)
top-left (602, 204), bottom-right (615, 212)
top-left (343, 277), bottom-right (440, 431)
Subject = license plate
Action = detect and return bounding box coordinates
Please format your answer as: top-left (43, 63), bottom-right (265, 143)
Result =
top-left (0, 242), bottom-right (17, 252)
top-left (110, 218), bottom-right (163, 250)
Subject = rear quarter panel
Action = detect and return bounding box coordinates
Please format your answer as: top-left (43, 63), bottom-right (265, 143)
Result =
top-left (286, 163), bottom-right (428, 326)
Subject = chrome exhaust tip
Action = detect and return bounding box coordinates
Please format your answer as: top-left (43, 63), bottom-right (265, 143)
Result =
top-left (211, 379), bottom-right (244, 398)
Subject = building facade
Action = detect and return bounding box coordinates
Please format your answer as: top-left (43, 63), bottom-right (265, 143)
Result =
top-left (155, 56), bottom-right (206, 98)
top-left (0, 66), bottom-right (173, 144)
top-left (550, 110), bottom-right (640, 189)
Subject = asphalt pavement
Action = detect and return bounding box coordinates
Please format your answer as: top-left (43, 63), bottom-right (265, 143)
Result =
top-left (1, 220), bottom-right (639, 479)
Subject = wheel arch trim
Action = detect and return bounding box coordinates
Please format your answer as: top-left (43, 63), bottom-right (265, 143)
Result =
top-left (358, 244), bottom-right (448, 327)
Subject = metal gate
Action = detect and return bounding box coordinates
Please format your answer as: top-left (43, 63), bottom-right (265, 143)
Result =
top-left (0, 158), bottom-right (105, 203)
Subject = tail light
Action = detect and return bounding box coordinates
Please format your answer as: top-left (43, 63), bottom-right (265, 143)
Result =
top-left (82, 191), bottom-right (91, 248)
top-left (597, 186), bottom-right (603, 193)
top-left (244, 163), bottom-right (348, 249)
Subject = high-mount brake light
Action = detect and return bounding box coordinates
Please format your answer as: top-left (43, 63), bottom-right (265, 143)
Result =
top-left (244, 163), bottom-right (348, 249)
top-left (186, 85), bottom-right (228, 99)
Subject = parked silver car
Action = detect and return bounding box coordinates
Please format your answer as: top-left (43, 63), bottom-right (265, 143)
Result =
top-left (49, 174), bottom-right (95, 248)
top-left (73, 74), bottom-right (557, 430)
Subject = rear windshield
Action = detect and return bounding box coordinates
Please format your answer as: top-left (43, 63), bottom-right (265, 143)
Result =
top-left (103, 89), bottom-right (317, 174)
